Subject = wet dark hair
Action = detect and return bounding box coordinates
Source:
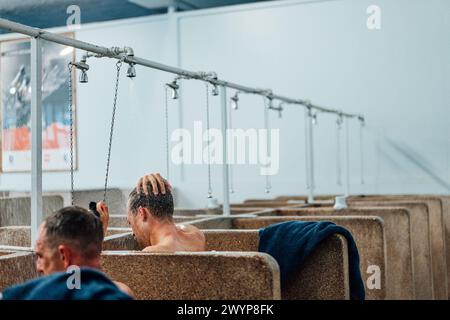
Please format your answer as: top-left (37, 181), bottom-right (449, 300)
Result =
top-left (43, 206), bottom-right (103, 260)
top-left (128, 180), bottom-right (174, 220)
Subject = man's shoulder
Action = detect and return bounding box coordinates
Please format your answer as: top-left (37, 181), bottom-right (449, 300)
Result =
top-left (187, 225), bottom-right (206, 243)
top-left (177, 223), bottom-right (204, 236)
top-left (177, 224), bottom-right (206, 251)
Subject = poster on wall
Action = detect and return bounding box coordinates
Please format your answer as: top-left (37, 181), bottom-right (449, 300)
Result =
top-left (0, 34), bottom-right (76, 172)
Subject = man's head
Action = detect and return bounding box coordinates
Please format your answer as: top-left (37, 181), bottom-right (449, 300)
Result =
top-left (35, 206), bottom-right (103, 275)
top-left (127, 180), bottom-right (174, 248)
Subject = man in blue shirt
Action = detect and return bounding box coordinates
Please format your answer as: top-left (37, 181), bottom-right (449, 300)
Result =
top-left (1, 206), bottom-right (133, 300)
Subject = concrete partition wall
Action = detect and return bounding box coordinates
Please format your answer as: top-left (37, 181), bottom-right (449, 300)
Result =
top-left (174, 209), bottom-right (223, 216)
top-left (230, 216), bottom-right (388, 300)
top-left (254, 193), bottom-right (450, 299)
top-left (275, 196), bottom-right (308, 202)
top-left (0, 227), bottom-right (30, 247)
top-left (0, 252), bottom-right (37, 291)
top-left (205, 230), bottom-right (350, 300)
top-left (103, 230), bottom-right (350, 300)
top-left (108, 215), bottom-right (197, 228)
top-left (349, 202), bottom-right (436, 299)
top-left (72, 189), bottom-right (129, 215)
top-left (101, 251), bottom-right (281, 300)
top-left (104, 228), bottom-right (132, 237)
top-left (436, 195), bottom-right (450, 298)
top-left (14, 188), bottom-right (159, 215)
top-left (0, 196), bottom-right (63, 227)
top-left (0, 226), bottom-right (133, 247)
top-left (277, 207), bottom-right (425, 300)
top-left (59, 189), bottom-right (233, 216)
top-left (348, 196), bottom-right (448, 300)
top-left (204, 230), bottom-right (259, 251)
top-left (244, 199), bottom-right (306, 205)
top-left (103, 233), bottom-right (140, 251)
top-left (110, 216), bottom-right (239, 232)
top-left (231, 202), bottom-right (301, 209)
top-left (228, 208), bottom-right (278, 215)
top-left (173, 208), bottom-right (273, 216)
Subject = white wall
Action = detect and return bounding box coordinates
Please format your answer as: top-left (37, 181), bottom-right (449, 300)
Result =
top-left (0, 0), bottom-right (449, 208)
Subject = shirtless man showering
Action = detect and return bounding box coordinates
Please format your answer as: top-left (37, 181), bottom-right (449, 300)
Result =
top-left (97, 173), bottom-right (205, 252)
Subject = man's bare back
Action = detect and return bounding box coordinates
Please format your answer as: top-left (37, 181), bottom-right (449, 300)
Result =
top-left (142, 224), bottom-right (205, 253)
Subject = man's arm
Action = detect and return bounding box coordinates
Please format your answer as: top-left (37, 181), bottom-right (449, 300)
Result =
top-left (96, 201), bottom-right (109, 236)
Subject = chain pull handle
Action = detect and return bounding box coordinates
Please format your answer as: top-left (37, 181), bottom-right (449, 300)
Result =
top-left (67, 63), bottom-right (75, 205)
top-left (103, 60), bottom-right (123, 203)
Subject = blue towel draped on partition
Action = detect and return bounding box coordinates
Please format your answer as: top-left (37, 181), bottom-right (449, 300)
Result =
top-left (259, 221), bottom-right (365, 300)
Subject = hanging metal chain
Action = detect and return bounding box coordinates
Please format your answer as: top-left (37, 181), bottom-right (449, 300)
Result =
top-left (67, 63), bottom-right (75, 205)
top-left (164, 86), bottom-right (170, 181)
top-left (263, 98), bottom-right (271, 193)
top-left (205, 83), bottom-right (213, 198)
top-left (336, 115), bottom-right (343, 186)
top-left (103, 59), bottom-right (123, 203)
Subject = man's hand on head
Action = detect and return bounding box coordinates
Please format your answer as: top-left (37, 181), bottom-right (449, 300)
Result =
top-left (136, 173), bottom-right (172, 195)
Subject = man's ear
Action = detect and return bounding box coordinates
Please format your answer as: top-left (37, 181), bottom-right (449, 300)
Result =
top-left (58, 245), bottom-right (72, 269)
top-left (138, 207), bottom-right (149, 222)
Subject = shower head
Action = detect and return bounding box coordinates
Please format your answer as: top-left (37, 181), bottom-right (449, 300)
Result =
top-left (127, 63), bottom-right (136, 78)
top-left (231, 92), bottom-right (239, 110)
top-left (79, 70), bottom-right (88, 83)
top-left (206, 195), bottom-right (219, 209)
top-left (312, 113), bottom-right (318, 125)
top-left (358, 115), bottom-right (365, 126)
top-left (166, 80), bottom-right (179, 99)
top-left (211, 84), bottom-right (219, 96)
